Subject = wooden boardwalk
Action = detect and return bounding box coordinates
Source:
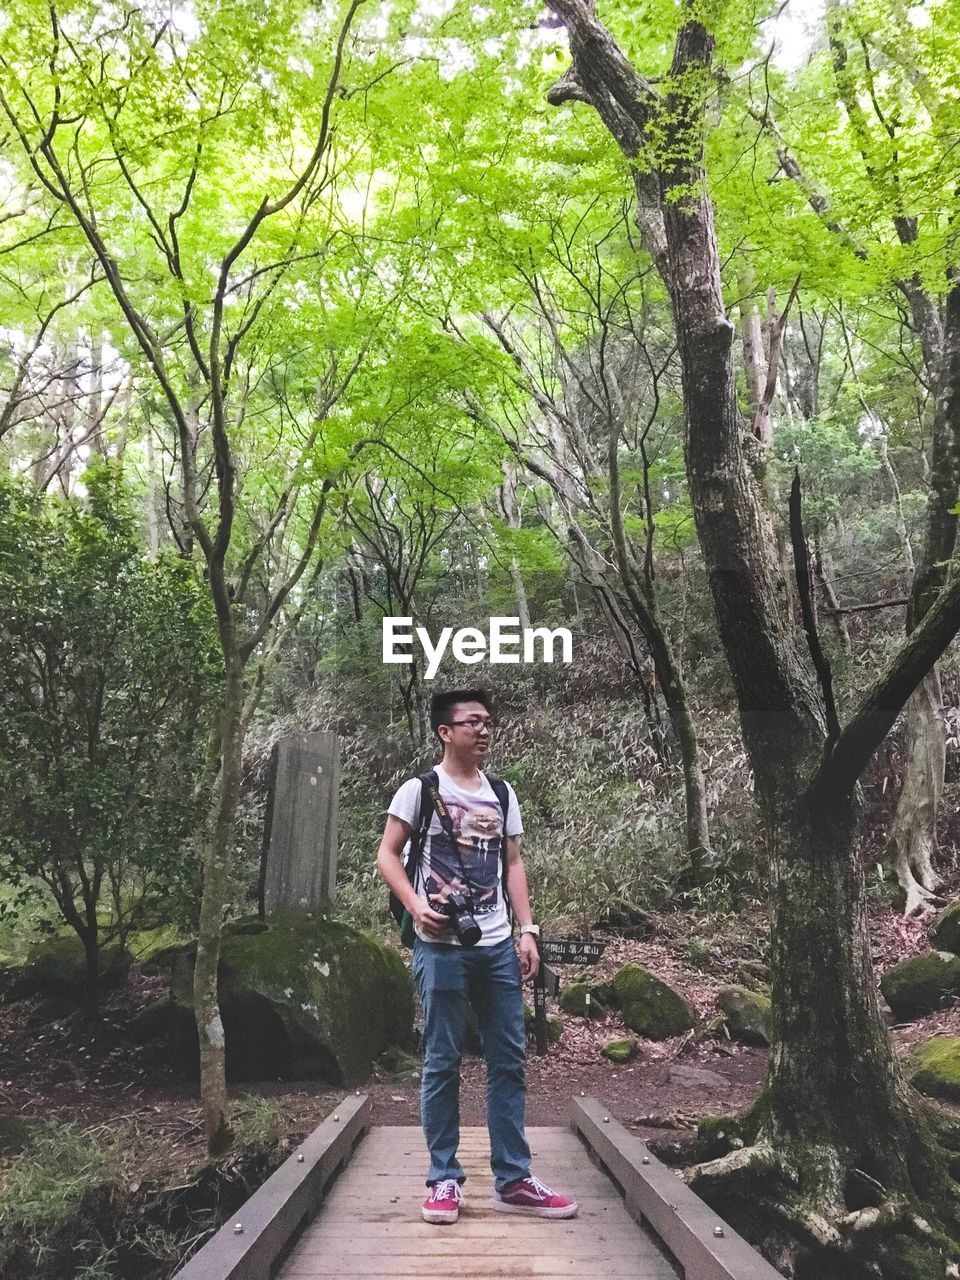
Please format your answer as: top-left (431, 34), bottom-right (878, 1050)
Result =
top-left (279, 1125), bottom-right (680, 1280)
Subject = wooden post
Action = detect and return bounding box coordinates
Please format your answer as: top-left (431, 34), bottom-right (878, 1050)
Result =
top-left (533, 937), bottom-right (547, 1055)
top-left (262, 731), bottom-right (340, 916)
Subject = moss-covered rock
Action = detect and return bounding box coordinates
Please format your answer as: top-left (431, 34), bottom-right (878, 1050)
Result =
top-left (558, 981), bottom-right (607, 1019)
top-left (716, 985), bottom-right (772, 1046)
top-left (12, 935), bottom-right (132, 1000)
top-left (612, 964), bottom-right (696, 1040)
top-left (879, 951), bottom-right (960, 1018)
top-left (908, 1037), bottom-right (960, 1101)
top-left (931, 900), bottom-right (960, 956)
top-left (601, 1037), bottom-right (638, 1063)
top-left (167, 914), bottom-right (414, 1084)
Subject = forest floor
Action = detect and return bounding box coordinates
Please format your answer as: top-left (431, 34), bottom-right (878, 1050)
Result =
top-left (0, 898), bottom-right (954, 1188)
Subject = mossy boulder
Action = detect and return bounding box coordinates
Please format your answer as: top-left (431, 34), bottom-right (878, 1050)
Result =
top-left (716, 985), bottom-right (772, 1046)
top-left (612, 964), bottom-right (696, 1040)
top-left (879, 951), bottom-right (960, 1019)
top-left (931, 901), bottom-right (960, 956)
top-left (601, 1037), bottom-right (638, 1063)
top-left (558, 981), bottom-right (607, 1019)
top-left (908, 1037), bottom-right (960, 1101)
top-left (167, 914), bottom-right (414, 1085)
top-left (12, 935), bottom-right (132, 1000)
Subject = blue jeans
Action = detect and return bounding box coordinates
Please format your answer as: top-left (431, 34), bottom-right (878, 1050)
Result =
top-left (413, 936), bottom-right (531, 1191)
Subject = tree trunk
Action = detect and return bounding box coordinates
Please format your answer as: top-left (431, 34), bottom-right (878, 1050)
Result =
top-left (885, 673), bottom-right (946, 915)
top-left (739, 270), bottom-right (765, 419)
top-left (813, 537), bottom-right (850, 651)
top-left (646, 621), bottom-right (710, 880)
top-left (566, 522), bottom-right (709, 871)
top-left (500, 463), bottom-right (533, 631)
top-left (400, 663), bottom-right (427, 746)
top-left (544, 1), bottom-right (960, 1264)
top-left (83, 930), bottom-right (100, 1023)
top-left (145, 429), bottom-right (159, 555)
top-left (693, 795), bottom-right (958, 1271)
top-left (885, 272), bottom-right (960, 913)
top-left (595, 588), bottom-right (666, 757)
top-left (194, 659), bottom-right (244, 1155)
top-left (766, 800), bottom-right (910, 1171)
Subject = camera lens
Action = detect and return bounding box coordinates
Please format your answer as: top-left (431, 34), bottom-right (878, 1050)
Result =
top-left (443, 892), bottom-right (481, 947)
top-left (452, 913), bottom-right (482, 948)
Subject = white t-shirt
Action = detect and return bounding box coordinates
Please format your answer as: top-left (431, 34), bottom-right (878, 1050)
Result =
top-left (388, 763), bottom-right (523, 947)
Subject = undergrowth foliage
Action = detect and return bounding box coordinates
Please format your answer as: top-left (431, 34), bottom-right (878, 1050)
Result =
top-left (244, 629), bottom-right (763, 934)
top-left (0, 1098), bottom-right (289, 1280)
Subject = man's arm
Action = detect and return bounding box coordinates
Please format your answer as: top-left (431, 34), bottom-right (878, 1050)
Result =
top-left (504, 835), bottom-right (539, 981)
top-left (376, 815), bottom-right (448, 938)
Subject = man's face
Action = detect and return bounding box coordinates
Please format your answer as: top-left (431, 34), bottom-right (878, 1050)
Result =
top-left (444, 700), bottom-right (494, 761)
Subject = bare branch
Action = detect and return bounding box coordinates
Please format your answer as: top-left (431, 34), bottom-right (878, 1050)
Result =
top-left (809, 573), bottom-right (960, 802)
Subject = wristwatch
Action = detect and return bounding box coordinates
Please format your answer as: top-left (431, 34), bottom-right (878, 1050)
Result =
top-left (519, 924), bottom-right (540, 937)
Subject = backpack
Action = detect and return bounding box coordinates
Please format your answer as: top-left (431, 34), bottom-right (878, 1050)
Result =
top-left (388, 769), bottom-right (512, 948)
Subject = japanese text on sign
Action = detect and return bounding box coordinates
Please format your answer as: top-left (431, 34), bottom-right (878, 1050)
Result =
top-left (540, 939), bottom-right (606, 965)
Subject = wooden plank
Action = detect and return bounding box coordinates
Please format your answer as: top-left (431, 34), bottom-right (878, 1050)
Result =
top-left (281, 1123), bottom-right (678, 1280)
top-left (173, 1095), bottom-right (370, 1280)
top-left (298, 1228), bottom-right (640, 1247)
top-left (284, 1254), bottom-right (660, 1274)
top-left (571, 1097), bottom-right (785, 1280)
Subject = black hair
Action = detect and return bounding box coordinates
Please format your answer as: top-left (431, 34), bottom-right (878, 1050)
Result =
top-left (429, 688), bottom-right (494, 739)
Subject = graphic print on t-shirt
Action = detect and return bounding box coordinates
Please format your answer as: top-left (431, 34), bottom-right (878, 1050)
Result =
top-left (424, 795), bottom-right (503, 915)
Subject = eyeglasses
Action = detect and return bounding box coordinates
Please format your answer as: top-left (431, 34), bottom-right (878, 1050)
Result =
top-left (448, 717), bottom-right (497, 732)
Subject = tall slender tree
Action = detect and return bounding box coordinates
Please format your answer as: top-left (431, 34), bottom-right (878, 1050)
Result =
top-left (0, 0), bottom-right (409, 1151)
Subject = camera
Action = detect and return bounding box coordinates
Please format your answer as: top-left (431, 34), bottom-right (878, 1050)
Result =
top-left (433, 892), bottom-right (482, 948)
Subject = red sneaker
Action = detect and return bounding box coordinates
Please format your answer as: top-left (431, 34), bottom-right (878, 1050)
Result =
top-left (493, 1175), bottom-right (578, 1218)
top-left (422, 1178), bottom-right (465, 1224)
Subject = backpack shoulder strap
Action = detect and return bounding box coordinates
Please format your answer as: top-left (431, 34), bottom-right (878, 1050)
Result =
top-left (488, 776), bottom-right (510, 829)
top-left (485, 774), bottom-right (514, 918)
top-left (403, 770), bottom-right (438, 888)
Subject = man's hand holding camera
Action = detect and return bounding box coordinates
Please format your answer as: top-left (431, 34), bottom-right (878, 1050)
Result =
top-left (413, 898), bottom-right (451, 939)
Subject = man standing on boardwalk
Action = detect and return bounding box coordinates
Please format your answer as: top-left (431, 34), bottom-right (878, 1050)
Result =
top-left (376, 688), bottom-right (578, 1225)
